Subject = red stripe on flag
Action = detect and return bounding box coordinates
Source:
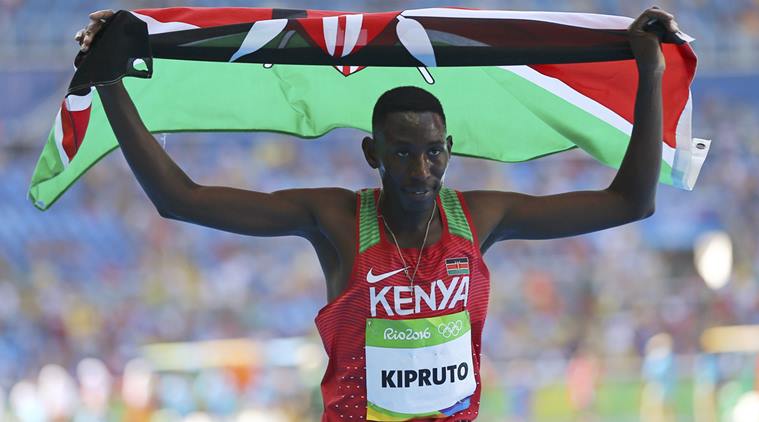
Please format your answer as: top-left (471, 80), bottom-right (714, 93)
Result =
top-left (335, 15), bottom-right (346, 58)
top-left (134, 7), bottom-right (363, 29)
top-left (355, 12), bottom-right (398, 50)
top-left (71, 107), bottom-right (91, 154)
top-left (298, 17), bottom-right (329, 54)
top-left (59, 101), bottom-right (76, 161)
top-left (59, 100), bottom-right (92, 161)
top-left (530, 43), bottom-right (696, 149)
top-left (305, 10), bottom-right (358, 18)
top-left (133, 7), bottom-right (274, 28)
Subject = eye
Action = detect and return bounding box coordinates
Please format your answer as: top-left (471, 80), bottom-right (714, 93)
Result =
top-left (428, 147), bottom-right (443, 157)
top-left (395, 150), bottom-right (409, 158)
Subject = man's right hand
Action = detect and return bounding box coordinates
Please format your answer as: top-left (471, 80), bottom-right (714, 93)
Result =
top-left (74, 10), bottom-right (115, 52)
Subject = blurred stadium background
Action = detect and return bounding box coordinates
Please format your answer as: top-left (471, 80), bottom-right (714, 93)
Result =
top-left (1, 0), bottom-right (758, 421)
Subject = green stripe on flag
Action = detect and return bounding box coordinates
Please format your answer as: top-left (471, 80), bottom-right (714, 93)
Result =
top-left (447, 269), bottom-right (470, 275)
top-left (29, 128), bottom-right (66, 209)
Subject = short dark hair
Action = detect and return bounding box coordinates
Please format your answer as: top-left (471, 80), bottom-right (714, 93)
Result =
top-left (372, 86), bottom-right (446, 133)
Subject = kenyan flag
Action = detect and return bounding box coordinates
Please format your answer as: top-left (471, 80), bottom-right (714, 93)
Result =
top-left (446, 258), bottom-right (470, 276)
top-left (28, 7), bottom-right (709, 210)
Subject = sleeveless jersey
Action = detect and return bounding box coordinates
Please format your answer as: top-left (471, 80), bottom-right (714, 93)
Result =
top-left (315, 188), bottom-right (491, 421)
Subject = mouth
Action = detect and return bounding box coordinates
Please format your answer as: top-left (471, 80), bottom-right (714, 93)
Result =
top-left (401, 187), bottom-right (434, 200)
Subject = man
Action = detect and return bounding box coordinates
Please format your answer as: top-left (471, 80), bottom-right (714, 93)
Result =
top-left (77, 7), bottom-right (678, 421)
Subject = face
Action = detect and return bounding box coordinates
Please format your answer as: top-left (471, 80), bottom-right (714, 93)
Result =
top-left (363, 111), bottom-right (452, 211)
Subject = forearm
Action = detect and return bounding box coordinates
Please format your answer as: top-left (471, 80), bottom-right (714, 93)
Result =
top-left (96, 82), bottom-right (324, 234)
top-left (607, 67), bottom-right (663, 215)
top-left (97, 81), bottom-right (195, 213)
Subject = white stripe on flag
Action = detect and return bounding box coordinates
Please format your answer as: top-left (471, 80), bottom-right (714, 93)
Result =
top-left (672, 93), bottom-right (710, 190)
top-left (323, 16), bottom-right (338, 56)
top-left (53, 110), bottom-right (70, 167)
top-left (229, 19), bottom-right (288, 62)
top-left (342, 14), bottom-right (363, 57)
top-left (683, 138), bottom-right (710, 190)
top-left (64, 88), bottom-right (92, 112)
top-left (662, 142), bottom-right (676, 169)
top-left (671, 93), bottom-right (693, 186)
top-left (131, 11), bottom-right (199, 35)
top-left (402, 8), bottom-right (633, 29)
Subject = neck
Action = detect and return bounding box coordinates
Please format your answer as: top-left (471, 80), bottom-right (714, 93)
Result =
top-left (379, 189), bottom-right (437, 234)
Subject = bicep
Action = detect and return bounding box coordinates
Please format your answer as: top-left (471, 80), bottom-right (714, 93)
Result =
top-left (486, 189), bottom-right (649, 242)
top-left (164, 185), bottom-right (325, 237)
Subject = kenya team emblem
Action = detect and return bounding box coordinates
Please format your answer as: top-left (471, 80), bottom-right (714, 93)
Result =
top-left (445, 257), bottom-right (469, 276)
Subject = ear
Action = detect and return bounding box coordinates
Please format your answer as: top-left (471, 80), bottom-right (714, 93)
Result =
top-left (446, 135), bottom-right (453, 154)
top-left (362, 136), bottom-right (380, 169)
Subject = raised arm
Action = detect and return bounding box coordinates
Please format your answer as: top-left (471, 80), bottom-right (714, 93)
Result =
top-left (79, 11), bottom-right (344, 238)
top-left (468, 7), bottom-right (676, 249)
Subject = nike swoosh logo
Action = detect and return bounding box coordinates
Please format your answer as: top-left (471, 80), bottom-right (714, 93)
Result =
top-left (366, 267), bottom-right (407, 284)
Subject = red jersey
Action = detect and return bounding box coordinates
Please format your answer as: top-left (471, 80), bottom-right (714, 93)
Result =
top-left (315, 188), bottom-right (491, 421)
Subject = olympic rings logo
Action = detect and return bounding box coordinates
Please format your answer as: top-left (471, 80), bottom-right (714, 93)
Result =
top-left (437, 320), bottom-right (463, 338)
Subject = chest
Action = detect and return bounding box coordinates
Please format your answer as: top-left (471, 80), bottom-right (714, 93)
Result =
top-left (352, 239), bottom-right (484, 319)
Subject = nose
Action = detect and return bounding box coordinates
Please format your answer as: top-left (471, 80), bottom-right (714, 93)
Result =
top-left (409, 153), bottom-right (431, 180)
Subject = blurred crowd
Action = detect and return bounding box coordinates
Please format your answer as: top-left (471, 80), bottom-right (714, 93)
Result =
top-left (1, 0), bottom-right (759, 421)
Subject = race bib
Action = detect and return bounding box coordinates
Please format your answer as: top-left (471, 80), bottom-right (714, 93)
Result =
top-left (365, 310), bottom-right (475, 421)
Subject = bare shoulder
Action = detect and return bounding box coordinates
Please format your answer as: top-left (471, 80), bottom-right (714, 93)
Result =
top-left (461, 190), bottom-right (520, 217)
top-left (461, 190), bottom-right (521, 248)
top-left (300, 188), bottom-right (359, 261)
top-left (298, 187), bottom-right (358, 222)
top-left (298, 187), bottom-right (356, 202)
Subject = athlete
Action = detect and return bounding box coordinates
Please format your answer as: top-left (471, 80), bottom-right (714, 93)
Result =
top-left (76, 7), bottom-right (679, 421)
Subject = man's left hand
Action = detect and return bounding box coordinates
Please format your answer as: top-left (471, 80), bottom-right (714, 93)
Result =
top-left (628, 7), bottom-right (679, 73)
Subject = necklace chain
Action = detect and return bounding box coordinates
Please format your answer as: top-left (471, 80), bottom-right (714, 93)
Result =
top-left (377, 190), bottom-right (436, 287)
